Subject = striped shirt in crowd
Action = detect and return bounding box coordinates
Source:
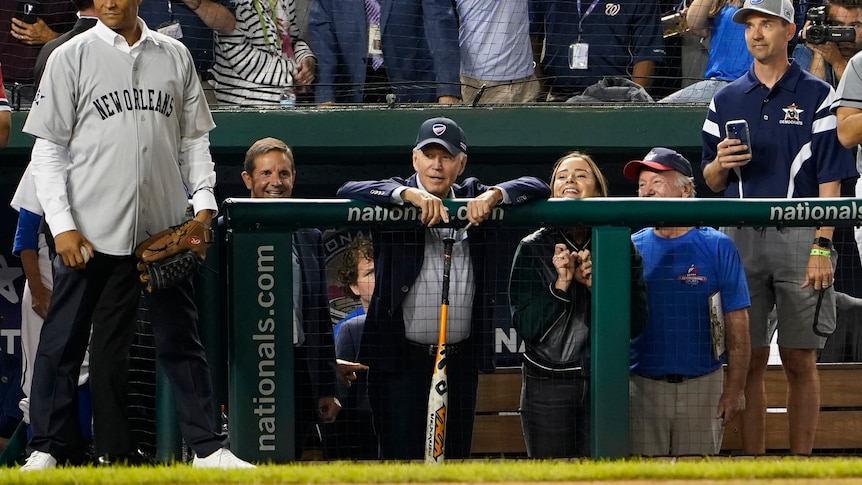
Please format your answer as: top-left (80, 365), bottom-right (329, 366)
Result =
top-left (211, 0), bottom-right (314, 105)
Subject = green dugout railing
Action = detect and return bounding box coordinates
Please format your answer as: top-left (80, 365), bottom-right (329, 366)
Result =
top-left (220, 196), bottom-right (862, 462)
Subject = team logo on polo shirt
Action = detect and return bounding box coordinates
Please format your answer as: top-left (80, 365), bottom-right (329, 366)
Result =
top-left (678, 264), bottom-right (707, 286)
top-left (780, 103), bottom-right (804, 126)
top-left (605, 3), bottom-right (621, 15)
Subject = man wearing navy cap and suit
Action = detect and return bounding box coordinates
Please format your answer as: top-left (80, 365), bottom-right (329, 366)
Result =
top-left (336, 117), bottom-right (549, 459)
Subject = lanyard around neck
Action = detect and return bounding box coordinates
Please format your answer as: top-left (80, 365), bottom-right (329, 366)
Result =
top-left (577, 0), bottom-right (601, 33)
top-left (253, 0), bottom-right (281, 48)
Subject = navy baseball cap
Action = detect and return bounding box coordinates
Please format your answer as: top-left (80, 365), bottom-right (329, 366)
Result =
top-left (623, 147), bottom-right (693, 180)
top-left (732, 0), bottom-right (794, 24)
top-left (414, 117), bottom-right (467, 156)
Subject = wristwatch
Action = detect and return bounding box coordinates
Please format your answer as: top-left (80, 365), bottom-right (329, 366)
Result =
top-left (813, 237), bottom-right (833, 250)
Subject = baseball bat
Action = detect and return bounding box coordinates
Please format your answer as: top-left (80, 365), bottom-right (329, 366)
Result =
top-left (424, 231), bottom-right (457, 465)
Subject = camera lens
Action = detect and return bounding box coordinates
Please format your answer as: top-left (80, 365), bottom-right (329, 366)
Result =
top-left (807, 25), bottom-right (826, 44)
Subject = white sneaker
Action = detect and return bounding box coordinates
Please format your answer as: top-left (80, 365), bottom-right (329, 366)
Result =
top-left (192, 448), bottom-right (255, 469)
top-left (20, 451), bottom-right (57, 471)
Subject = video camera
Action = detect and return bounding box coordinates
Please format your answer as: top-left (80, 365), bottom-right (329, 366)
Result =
top-left (806, 6), bottom-right (856, 44)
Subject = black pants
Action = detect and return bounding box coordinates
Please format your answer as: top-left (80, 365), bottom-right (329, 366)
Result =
top-left (368, 344), bottom-right (478, 459)
top-left (293, 348), bottom-right (319, 456)
top-left (520, 362), bottom-right (589, 458)
top-left (27, 252), bottom-right (225, 460)
top-left (320, 370), bottom-right (378, 460)
top-left (363, 64), bottom-right (391, 104)
top-left (88, 259), bottom-right (140, 456)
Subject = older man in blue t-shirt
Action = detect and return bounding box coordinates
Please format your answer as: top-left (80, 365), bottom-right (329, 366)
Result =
top-left (627, 148), bottom-right (751, 456)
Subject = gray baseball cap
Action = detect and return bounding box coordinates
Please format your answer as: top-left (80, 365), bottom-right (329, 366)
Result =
top-left (732, 0), bottom-right (794, 24)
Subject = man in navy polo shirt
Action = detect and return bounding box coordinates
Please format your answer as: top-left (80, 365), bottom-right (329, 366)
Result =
top-left (529, 0), bottom-right (666, 100)
top-left (701, 0), bottom-right (856, 455)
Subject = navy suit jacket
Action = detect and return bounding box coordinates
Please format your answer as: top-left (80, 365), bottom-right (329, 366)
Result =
top-left (336, 174), bottom-right (550, 373)
top-left (307, 0), bottom-right (461, 103)
top-left (334, 314), bottom-right (367, 407)
top-left (294, 229), bottom-right (338, 402)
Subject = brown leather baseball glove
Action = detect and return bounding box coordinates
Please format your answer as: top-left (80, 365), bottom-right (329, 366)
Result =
top-left (134, 219), bottom-right (213, 292)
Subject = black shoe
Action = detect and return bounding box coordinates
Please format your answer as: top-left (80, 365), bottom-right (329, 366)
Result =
top-left (65, 437), bottom-right (96, 466)
top-left (96, 449), bottom-right (155, 466)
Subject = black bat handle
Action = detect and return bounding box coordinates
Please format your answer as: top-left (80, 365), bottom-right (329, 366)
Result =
top-left (441, 237), bottom-right (455, 306)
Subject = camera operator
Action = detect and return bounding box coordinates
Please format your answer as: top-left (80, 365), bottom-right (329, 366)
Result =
top-left (793, 0), bottom-right (862, 86)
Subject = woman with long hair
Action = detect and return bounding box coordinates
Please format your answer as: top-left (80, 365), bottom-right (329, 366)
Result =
top-left (508, 151), bottom-right (647, 457)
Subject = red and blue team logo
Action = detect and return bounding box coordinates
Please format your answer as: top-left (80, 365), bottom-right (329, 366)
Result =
top-left (677, 264), bottom-right (707, 286)
top-left (432, 124), bottom-right (447, 136)
top-left (780, 103), bottom-right (804, 126)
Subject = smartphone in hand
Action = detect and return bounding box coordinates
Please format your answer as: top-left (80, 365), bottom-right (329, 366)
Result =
top-left (725, 119), bottom-right (752, 158)
top-left (15, 1), bottom-right (38, 24)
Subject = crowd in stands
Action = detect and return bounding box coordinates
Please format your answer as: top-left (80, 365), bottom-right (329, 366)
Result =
top-left (5, 0), bottom-right (862, 107)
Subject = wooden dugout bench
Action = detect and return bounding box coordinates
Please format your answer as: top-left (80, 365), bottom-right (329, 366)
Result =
top-left (471, 363), bottom-right (862, 456)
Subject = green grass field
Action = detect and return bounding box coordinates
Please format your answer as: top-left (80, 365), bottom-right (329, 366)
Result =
top-left (4, 458), bottom-right (862, 484)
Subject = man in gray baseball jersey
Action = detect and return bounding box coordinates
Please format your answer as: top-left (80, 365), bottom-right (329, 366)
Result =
top-left (833, 51), bottom-right (862, 267)
top-left (19, 0), bottom-right (252, 470)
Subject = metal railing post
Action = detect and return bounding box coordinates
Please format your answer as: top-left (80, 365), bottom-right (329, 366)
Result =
top-left (590, 226), bottom-right (631, 459)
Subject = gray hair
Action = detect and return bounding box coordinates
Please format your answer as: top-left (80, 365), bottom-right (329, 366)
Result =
top-left (672, 171), bottom-right (696, 198)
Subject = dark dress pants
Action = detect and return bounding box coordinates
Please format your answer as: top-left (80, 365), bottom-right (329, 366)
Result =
top-left (520, 363), bottom-right (590, 458)
top-left (143, 267), bottom-right (225, 457)
top-left (28, 253), bottom-right (225, 460)
top-left (368, 344), bottom-right (478, 459)
top-left (28, 254), bottom-right (139, 459)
